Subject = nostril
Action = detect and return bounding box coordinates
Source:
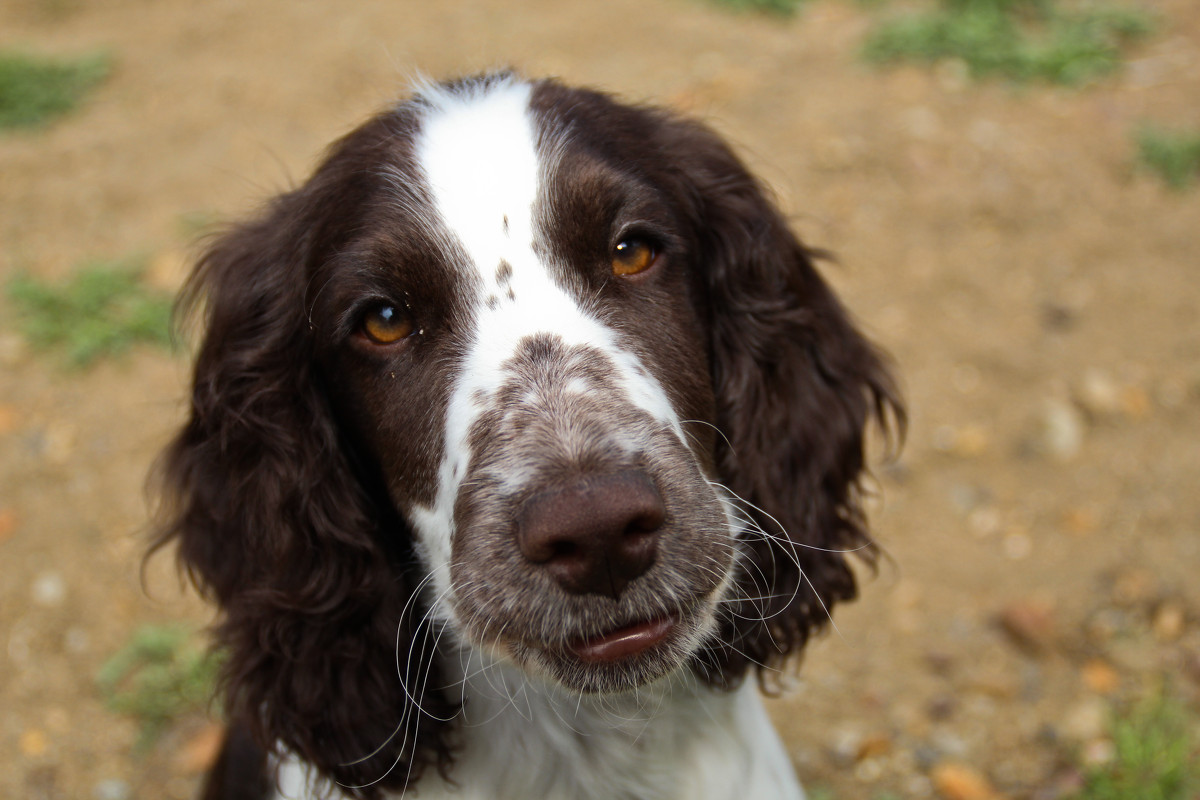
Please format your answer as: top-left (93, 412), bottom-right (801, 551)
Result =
top-left (626, 507), bottom-right (665, 536)
top-left (550, 540), bottom-right (578, 560)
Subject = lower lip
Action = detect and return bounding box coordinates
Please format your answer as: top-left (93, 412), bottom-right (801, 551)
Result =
top-left (570, 616), bottom-right (676, 663)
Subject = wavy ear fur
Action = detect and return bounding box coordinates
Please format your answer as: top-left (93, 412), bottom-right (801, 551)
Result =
top-left (664, 120), bottom-right (904, 685)
top-left (152, 118), bottom-right (454, 797)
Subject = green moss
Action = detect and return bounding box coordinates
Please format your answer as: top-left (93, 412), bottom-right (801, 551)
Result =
top-left (863, 0), bottom-right (1152, 84)
top-left (97, 625), bottom-right (222, 749)
top-left (7, 259), bottom-right (174, 367)
top-left (707, 0), bottom-right (810, 16)
top-left (1136, 125), bottom-right (1200, 190)
top-left (1070, 691), bottom-right (1199, 800)
top-left (0, 50), bottom-right (109, 130)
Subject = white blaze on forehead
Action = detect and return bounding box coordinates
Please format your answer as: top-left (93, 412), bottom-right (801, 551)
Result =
top-left (418, 80), bottom-right (540, 280)
top-left (410, 78), bottom-right (684, 614)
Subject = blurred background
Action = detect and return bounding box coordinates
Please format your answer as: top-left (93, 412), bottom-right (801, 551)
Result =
top-left (1, 0), bottom-right (1198, 797)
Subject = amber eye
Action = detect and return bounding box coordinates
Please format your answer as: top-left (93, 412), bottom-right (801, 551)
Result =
top-left (360, 304), bottom-right (414, 344)
top-left (612, 238), bottom-right (657, 277)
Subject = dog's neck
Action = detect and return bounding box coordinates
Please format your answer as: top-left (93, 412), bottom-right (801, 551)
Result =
top-left (275, 649), bottom-right (805, 800)
top-left (416, 649), bottom-right (806, 800)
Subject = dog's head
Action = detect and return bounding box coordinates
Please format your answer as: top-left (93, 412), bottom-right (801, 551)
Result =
top-left (156, 73), bottom-right (901, 793)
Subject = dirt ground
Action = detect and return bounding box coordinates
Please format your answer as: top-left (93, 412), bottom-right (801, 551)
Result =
top-left (2, 0), bottom-right (1198, 797)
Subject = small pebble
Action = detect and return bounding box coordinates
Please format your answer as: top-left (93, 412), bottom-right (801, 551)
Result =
top-left (94, 780), bottom-right (133, 800)
top-left (1076, 368), bottom-right (1120, 417)
top-left (906, 774), bottom-right (935, 799)
top-left (997, 600), bottom-right (1056, 655)
top-left (829, 726), bottom-right (864, 767)
top-left (1082, 738), bottom-right (1116, 767)
top-left (931, 762), bottom-right (1003, 800)
top-left (854, 756), bottom-right (885, 781)
top-left (955, 425), bottom-right (990, 457)
top-left (1153, 601), bottom-right (1186, 642)
top-left (19, 728), bottom-right (48, 758)
top-left (1081, 660), bottom-right (1120, 695)
top-left (32, 571), bottom-right (67, 607)
top-left (0, 404), bottom-right (19, 435)
top-left (1059, 507), bottom-right (1097, 536)
top-left (933, 424), bottom-right (990, 458)
top-left (1061, 697), bottom-right (1108, 742)
top-left (931, 730), bottom-right (969, 759)
top-left (968, 507), bottom-right (1002, 538)
top-left (1119, 385), bottom-right (1151, 419)
top-left (856, 732), bottom-right (893, 761)
top-left (0, 507), bottom-right (17, 542)
top-left (1038, 398), bottom-right (1085, 462)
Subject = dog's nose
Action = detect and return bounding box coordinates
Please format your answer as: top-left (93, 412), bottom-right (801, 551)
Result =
top-left (516, 470), bottom-right (665, 598)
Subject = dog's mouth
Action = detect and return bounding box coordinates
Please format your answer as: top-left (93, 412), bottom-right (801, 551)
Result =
top-left (529, 609), bottom-right (699, 693)
top-left (568, 614), bottom-right (677, 664)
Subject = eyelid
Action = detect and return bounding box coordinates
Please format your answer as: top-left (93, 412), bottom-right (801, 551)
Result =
top-left (612, 222), bottom-right (664, 250)
top-left (612, 221), bottom-right (683, 262)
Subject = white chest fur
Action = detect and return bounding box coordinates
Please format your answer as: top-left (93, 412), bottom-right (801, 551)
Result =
top-left (274, 672), bottom-right (804, 800)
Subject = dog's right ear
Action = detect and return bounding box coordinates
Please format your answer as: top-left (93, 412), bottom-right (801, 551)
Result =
top-left (152, 198), bottom-right (367, 603)
top-left (153, 110), bottom-right (407, 605)
top-left (150, 114), bottom-right (459, 795)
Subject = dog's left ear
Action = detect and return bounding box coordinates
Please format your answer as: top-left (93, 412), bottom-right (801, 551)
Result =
top-left (659, 115), bottom-right (904, 684)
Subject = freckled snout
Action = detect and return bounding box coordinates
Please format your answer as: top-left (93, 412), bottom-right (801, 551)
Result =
top-left (516, 470), bottom-right (664, 599)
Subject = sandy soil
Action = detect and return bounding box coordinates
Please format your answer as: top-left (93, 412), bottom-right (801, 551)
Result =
top-left (2, 0), bottom-right (1198, 797)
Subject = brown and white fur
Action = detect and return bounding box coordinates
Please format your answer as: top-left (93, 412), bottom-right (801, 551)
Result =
top-left (155, 73), bottom-right (902, 800)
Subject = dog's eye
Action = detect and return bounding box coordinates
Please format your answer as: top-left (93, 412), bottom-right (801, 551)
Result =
top-left (359, 304), bottom-right (414, 345)
top-left (612, 238), bottom-right (658, 277)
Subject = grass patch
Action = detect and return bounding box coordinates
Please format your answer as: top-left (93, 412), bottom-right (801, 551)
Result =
top-left (0, 50), bottom-right (109, 130)
top-left (97, 625), bottom-right (222, 749)
top-left (6, 258), bottom-right (174, 367)
top-left (707, 0), bottom-right (809, 16)
top-left (1070, 691), bottom-right (1199, 800)
top-left (863, 0), bottom-right (1153, 84)
top-left (1136, 125), bottom-right (1200, 190)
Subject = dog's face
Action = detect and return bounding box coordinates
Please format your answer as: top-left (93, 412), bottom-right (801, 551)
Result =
top-left (158, 73), bottom-right (899, 790)
top-left (309, 78), bottom-right (735, 692)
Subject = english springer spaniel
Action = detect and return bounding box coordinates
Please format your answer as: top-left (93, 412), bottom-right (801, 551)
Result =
top-left (155, 73), bottom-right (901, 800)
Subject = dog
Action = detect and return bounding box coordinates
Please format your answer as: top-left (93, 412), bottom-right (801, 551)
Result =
top-left (154, 72), bottom-right (901, 800)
